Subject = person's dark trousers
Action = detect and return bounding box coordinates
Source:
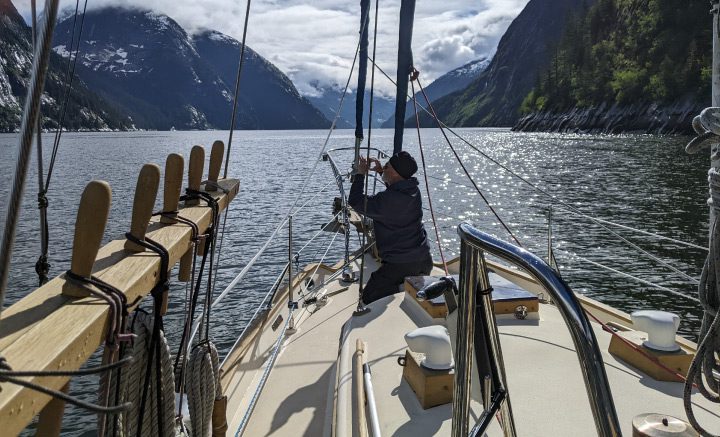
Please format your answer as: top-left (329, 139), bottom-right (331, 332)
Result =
top-left (362, 256), bottom-right (434, 304)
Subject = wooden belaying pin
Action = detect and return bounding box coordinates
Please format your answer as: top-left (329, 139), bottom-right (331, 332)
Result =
top-left (63, 180), bottom-right (112, 297)
top-left (206, 140), bottom-right (225, 192)
top-left (124, 163), bottom-right (161, 253)
top-left (160, 153), bottom-right (184, 225)
top-left (178, 247), bottom-right (193, 282)
top-left (186, 145), bottom-right (205, 207)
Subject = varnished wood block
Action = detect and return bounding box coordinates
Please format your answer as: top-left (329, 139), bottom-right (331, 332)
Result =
top-left (124, 163), bottom-right (161, 253)
top-left (186, 145), bottom-right (205, 206)
top-left (178, 248), bottom-right (193, 282)
top-left (609, 330), bottom-right (693, 382)
top-left (404, 275), bottom-right (539, 319)
top-left (207, 140), bottom-right (225, 191)
top-left (402, 350), bottom-right (454, 409)
top-left (64, 180), bottom-right (112, 297)
top-left (197, 236), bottom-right (209, 257)
top-left (212, 395), bottom-right (228, 436)
top-left (161, 153), bottom-right (184, 224)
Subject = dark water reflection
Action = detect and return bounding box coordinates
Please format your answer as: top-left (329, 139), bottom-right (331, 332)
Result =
top-left (0, 128), bottom-right (710, 435)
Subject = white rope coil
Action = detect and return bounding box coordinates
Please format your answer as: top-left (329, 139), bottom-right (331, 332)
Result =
top-left (99, 311), bottom-right (176, 437)
top-left (187, 342), bottom-right (218, 437)
top-left (683, 163), bottom-right (720, 437)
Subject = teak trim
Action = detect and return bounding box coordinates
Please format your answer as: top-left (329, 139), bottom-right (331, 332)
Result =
top-left (0, 178), bottom-right (239, 436)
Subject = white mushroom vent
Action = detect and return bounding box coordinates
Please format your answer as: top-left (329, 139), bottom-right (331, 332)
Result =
top-left (631, 310), bottom-right (681, 352)
top-left (404, 325), bottom-right (454, 370)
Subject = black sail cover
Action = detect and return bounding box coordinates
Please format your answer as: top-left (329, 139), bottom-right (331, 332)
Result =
top-left (393, 0), bottom-right (416, 154)
top-left (355, 0), bottom-right (370, 140)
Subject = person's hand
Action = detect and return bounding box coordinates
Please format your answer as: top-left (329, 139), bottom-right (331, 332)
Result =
top-left (357, 156), bottom-right (369, 174)
top-left (368, 157), bottom-right (383, 174)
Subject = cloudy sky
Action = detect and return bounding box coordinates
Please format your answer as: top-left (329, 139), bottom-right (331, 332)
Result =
top-left (15, 0), bottom-right (529, 97)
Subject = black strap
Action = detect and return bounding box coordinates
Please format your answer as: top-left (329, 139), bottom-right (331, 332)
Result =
top-left (124, 233), bottom-right (169, 437)
top-left (0, 355), bottom-right (131, 414)
top-left (65, 270), bottom-right (135, 349)
top-left (185, 188), bottom-right (221, 341)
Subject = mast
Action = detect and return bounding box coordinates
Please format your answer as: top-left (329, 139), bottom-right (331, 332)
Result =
top-left (392, 0), bottom-right (417, 154)
top-left (355, 0), bottom-right (371, 145)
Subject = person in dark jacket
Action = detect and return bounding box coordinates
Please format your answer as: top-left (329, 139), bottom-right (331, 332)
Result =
top-left (349, 151), bottom-right (433, 304)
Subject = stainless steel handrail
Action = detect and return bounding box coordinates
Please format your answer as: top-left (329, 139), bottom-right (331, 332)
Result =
top-left (325, 146), bottom-right (391, 158)
top-left (456, 223), bottom-right (621, 437)
top-left (323, 151), bottom-right (354, 279)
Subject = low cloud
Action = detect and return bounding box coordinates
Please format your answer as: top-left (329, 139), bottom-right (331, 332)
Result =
top-left (14, 0), bottom-right (529, 95)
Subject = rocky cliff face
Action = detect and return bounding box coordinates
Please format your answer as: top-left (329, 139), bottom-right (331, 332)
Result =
top-left (515, 0), bottom-right (710, 135)
top-left (424, 0), bottom-right (591, 127)
top-left (514, 101), bottom-right (701, 135)
top-left (0, 0), bottom-right (132, 132)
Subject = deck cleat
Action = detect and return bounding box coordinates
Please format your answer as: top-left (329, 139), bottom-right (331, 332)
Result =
top-left (341, 267), bottom-right (358, 283)
top-left (632, 413), bottom-right (697, 436)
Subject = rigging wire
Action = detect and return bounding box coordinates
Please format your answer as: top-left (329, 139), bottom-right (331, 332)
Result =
top-left (210, 0), bottom-right (371, 316)
top-left (414, 75), bottom-right (524, 247)
top-left (223, 0), bottom-right (253, 179)
top-left (369, 58), bottom-right (699, 284)
top-left (45, 0), bottom-right (89, 190)
top-left (212, 0), bottom-right (253, 308)
top-left (31, 0), bottom-right (49, 286)
top-left (299, 226), bottom-right (342, 303)
top-left (201, 16), bottom-right (368, 329)
top-left (34, 0), bottom-right (89, 286)
top-left (0, 0), bottom-right (60, 315)
top-left (410, 74), bottom-right (448, 274)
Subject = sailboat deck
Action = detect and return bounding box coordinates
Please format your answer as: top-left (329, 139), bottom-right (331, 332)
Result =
top-left (223, 254), bottom-right (719, 436)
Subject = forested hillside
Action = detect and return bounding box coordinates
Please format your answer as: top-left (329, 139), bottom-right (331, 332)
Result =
top-left (517, 0), bottom-right (711, 132)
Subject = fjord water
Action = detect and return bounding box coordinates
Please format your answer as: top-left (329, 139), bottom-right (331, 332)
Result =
top-left (0, 128), bottom-right (709, 434)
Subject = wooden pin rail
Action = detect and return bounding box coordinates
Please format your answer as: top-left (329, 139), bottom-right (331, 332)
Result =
top-left (0, 178), bottom-right (239, 436)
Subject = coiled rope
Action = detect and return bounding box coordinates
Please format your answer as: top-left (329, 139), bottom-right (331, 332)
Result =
top-left (187, 341), bottom-right (221, 436)
top-left (168, 191), bottom-right (224, 437)
top-left (683, 168), bottom-right (720, 437)
top-left (101, 311), bottom-right (175, 437)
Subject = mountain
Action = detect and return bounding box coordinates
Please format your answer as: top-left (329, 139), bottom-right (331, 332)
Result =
top-left (0, 0), bottom-right (133, 132)
top-left (192, 30), bottom-right (329, 129)
top-left (304, 82), bottom-right (395, 130)
top-left (514, 0), bottom-right (710, 134)
top-left (424, 0), bottom-right (591, 127)
top-left (382, 57), bottom-right (489, 128)
top-left (52, 7), bottom-right (329, 130)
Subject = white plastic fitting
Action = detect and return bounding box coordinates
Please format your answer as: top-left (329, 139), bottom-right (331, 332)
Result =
top-left (404, 325), bottom-right (454, 370)
top-left (631, 310), bottom-right (681, 352)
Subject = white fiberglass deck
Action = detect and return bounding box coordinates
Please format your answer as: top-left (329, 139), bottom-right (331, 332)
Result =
top-left (223, 255), bottom-right (720, 436)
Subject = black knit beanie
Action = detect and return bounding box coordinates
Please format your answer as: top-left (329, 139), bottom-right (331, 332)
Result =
top-left (389, 151), bottom-right (417, 179)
